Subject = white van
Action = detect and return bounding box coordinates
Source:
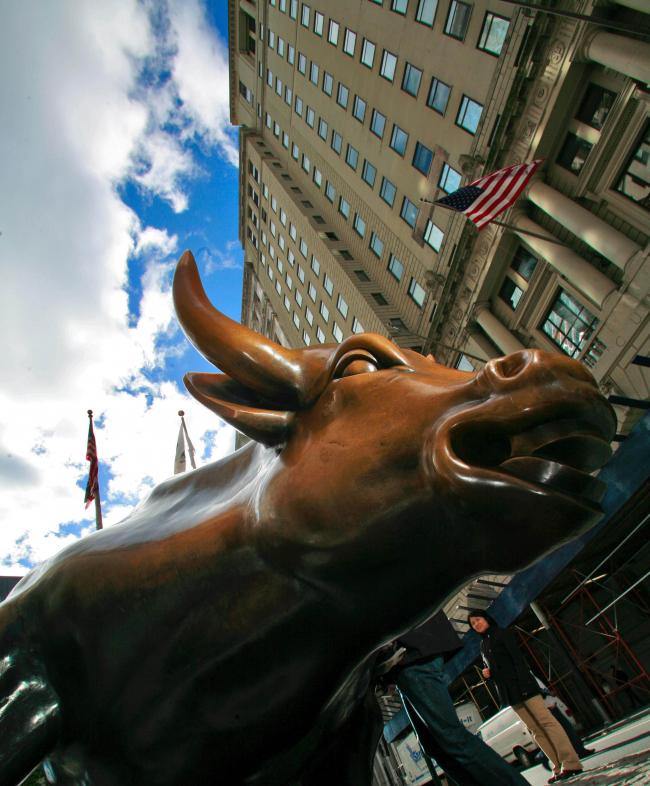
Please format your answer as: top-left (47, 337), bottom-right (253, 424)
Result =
top-left (476, 706), bottom-right (538, 768)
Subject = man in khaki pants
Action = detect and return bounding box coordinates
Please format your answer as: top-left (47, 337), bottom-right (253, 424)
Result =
top-left (468, 610), bottom-right (583, 784)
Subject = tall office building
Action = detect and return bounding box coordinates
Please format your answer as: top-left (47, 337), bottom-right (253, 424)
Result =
top-left (229, 0), bottom-right (649, 433)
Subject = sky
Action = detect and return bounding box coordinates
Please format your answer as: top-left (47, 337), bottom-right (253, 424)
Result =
top-left (0, 0), bottom-right (243, 574)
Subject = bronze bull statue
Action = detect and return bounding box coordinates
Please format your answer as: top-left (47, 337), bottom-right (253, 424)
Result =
top-left (0, 251), bottom-right (615, 786)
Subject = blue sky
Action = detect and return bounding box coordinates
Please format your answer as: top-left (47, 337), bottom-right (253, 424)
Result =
top-left (0, 0), bottom-right (242, 572)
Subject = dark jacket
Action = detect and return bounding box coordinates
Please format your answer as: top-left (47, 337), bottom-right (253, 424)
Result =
top-left (397, 611), bottom-right (463, 667)
top-left (479, 625), bottom-right (539, 708)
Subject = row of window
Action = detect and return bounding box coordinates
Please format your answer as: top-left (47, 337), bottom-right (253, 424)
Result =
top-left (268, 0), bottom-right (510, 58)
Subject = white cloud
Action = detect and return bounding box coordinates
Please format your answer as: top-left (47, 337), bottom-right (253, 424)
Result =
top-left (0, 1), bottom-right (238, 573)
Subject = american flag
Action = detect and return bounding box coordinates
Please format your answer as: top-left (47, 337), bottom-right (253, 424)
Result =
top-left (436, 160), bottom-right (543, 230)
top-left (84, 415), bottom-right (99, 509)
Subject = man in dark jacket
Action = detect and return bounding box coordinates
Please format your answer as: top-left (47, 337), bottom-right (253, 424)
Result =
top-left (468, 609), bottom-right (582, 784)
top-left (388, 611), bottom-right (529, 786)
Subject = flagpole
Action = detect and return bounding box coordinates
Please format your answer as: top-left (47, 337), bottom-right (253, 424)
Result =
top-left (419, 198), bottom-right (567, 246)
top-left (87, 410), bottom-right (103, 530)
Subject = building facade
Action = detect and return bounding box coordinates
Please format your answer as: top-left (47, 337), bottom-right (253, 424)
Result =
top-left (229, 0), bottom-right (649, 435)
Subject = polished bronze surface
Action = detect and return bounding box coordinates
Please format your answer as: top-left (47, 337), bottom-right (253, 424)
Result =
top-left (0, 251), bottom-right (615, 785)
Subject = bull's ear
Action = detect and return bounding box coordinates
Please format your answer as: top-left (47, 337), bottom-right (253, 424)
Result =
top-left (184, 372), bottom-right (294, 447)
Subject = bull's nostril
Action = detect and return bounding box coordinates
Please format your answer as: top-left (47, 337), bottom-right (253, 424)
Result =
top-left (494, 352), bottom-right (529, 379)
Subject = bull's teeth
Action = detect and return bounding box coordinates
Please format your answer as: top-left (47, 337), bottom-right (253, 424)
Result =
top-left (500, 456), bottom-right (607, 503)
top-left (532, 435), bottom-right (612, 473)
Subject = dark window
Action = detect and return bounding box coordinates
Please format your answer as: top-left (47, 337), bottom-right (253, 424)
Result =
top-left (412, 142), bottom-right (433, 175)
top-left (380, 177), bottom-right (397, 206)
top-left (402, 63), bottom-right (423, 97)
top-left (498, 277), bottom-right (523, 310)
top-left (372, 292), bottom-right (389, 305)
top-left (444, 0), bottom-right (472, 40)
top-left (511, 247), bottom-right (538, 281)
top-left (354, 270), bottom-right (371, 282)
top-left (337, 83), bottom-right (349, 109)
top-left (331, 130), bottom-right (343, 154)
top-left (370, 109), bottom-right (386, 138)
top-left (346, 144), bottom-right (359, 170)
top-left (390, 124), bottom-right (409, 156)
top-left (557, 132), bottom-right (593, 175)
top-left (353, 95), bottom-right (367, 123)
top-left (362, 160), bottom-right (377, 187)
top-left (541, 290), bottom-right (599, 358)
top-left (576, 83), bottom-right (616, 130)
top-left (323, 72), bottom-right (334, 96)
top-left (477, 12), bottom-right (509, 56)
top-left (427, 77), bottom-right (451, 114)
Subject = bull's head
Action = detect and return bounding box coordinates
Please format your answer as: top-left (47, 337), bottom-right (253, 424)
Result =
top-left (174, 251), bottom-right (615, 594)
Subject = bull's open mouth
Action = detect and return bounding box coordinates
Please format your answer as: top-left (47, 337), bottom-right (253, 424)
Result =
top-left (450, 408), bottom-right (614, 510)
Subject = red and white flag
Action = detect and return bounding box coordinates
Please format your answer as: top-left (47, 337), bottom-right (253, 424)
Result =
top-left (435, 160), bottom-right (543, 230)
top-left (84, 417), bottom-right (99, 509)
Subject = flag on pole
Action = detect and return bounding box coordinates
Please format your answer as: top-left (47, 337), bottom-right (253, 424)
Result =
top-left (435, 160), bottom-right (543, 230)
top-left (174, 410), bottom-right (196, 474)
top-left (84, 412), bottom-right (99, 509)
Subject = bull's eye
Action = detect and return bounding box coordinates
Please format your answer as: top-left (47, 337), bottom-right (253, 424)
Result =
top-left (334, 349), bottom-right (380, 378)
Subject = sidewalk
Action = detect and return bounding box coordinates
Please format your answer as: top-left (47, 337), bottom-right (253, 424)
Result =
top-left (522, 709), bottom-right (650, 785)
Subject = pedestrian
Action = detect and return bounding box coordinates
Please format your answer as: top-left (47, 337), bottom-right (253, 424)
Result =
top-left (468, 609), bottom-right (583, 784)
top-left (383, 610), bottom-right (530, 786)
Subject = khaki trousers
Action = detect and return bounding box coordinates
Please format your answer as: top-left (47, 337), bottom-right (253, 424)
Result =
top-left (513, 694), bottom-right (582, 774)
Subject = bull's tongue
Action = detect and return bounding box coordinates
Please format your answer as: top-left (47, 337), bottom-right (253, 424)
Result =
top-left (500, 456), bottom-right (607, 504)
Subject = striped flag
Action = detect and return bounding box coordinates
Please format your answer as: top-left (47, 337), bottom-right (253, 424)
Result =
top-left (84, 416), bottom-right (99, 509)
top-left (174, 411), bottom-right (196, 474)
top-left (435, 160), bottom-right (543, 230)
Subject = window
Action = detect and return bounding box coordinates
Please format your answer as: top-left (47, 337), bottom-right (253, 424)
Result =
top-left (311, 255), bottom-right (320, 275)
top-left (328, 19), bottom-right (340, 45)
top-left (303, 331), bottom-right (311, 345)
top-left (390, 124), bottom-right (409, 156)
top-left (306, 305), bottom-right (314, 324)
top-left (427, 77), bottom-right (451, 114)
top-left (297, 240), bottom-right (306, 259)
top-left (541, 290), bottom-right (599, 358)
top-left (278, 37), bottom-right (285, 57)
top-left (320, 301), bottom-right (330, 323)
top-left (301, 154), bottom-right (311, 173)
top-left (289, 224), bottom-right (297, 242)
top-left (361, 38), bottom-right (376, 68)
top-left (370, 109), bottom-right (386, 138)
top-left (478, 12), bottom-right (510, 56)
top-left (439, 163), bottom-right (462, 194)
top-left (339, 197), bottom-right (351, 219)
top-left (499, 277), bottom-right (523, 310)
top-left (346, 144), bottom-right (359, 170)
top-left (284, 86), bottom-right (292, 105)
top-left (325, 181), bottom-right (336, 202)
top-left (343, 28), bottom-right (357, 56)
top-left (423, 220), bottom-right (444, 251)
top-left (400, 197), bottom-right (419, 228)
top-left (266, 69), bottom-right (273, 87)
top-left (615, 123), bottom-right (649, 209)
top-left (511, 246), bottom-right (538, 281)
top-left (310, 62), bottom-right (319, 84)
top-left (391, 0), bottom-right (408, 14)
top-left (353, 213), bottom-right (366, 237)
top-left (380, 50), bottom-right (397, 81)
top-left (388, 253), bottom-right (404, 281)
top-left (362, 160), bottom-right (377, 187)
top-left (306, 106), bottom-right (315, 127)
top-left (314, 10), bottom-right (324, 35)
top-left (298, 265), bottom-right (305, 283)
top-left (293, 312), bottom-right (301, 329)
top-left (268, 29), bottom-right (276, 49)
top-left (352, 318), bottom-right (364, 334)
top-left (290, 0), bottom-right (298, 19)
top-left (354, 269), bottom-right (370, 282)
top-left (313, 167), bottom-right (322, 187)
top-left (576, 83), bottom-right (616, 130)
top-left (337, 294), bottom-right (349, 318)
top-left (333, 323), bottom-right (343, 342)
top-left (337, 83), bottom-right (349, 109)
top-left (300, 2), bottom-right (310, 26)
top-left (380, 177), bottom-right (397, 206)
top-left (369, 232), bottom-right (384, 257)
top-left (416, 0), bottom-right (438, 25)
top-left (445, 0), bottom-right (472, 40)
top-left (408, 278), bottom-right (426, 307)
top-left (456, 95), bottom-right (483, 134)
top-left (412, 142), bottom-right (433, 175)
top-left (557, 133), bottom-right (593, 175)
top-left (372, 292), bottom-right (388, 306)
top-left (284, 295), bottom-right (291, 312)
top-left (279, 208), bottom-right (287, 226)
top-left (291, 142), bottom-right (299, 160)
top-left (352, 95), bottom-right (366, 123)
top-left (294, 95), bottom-right (303, 116)
top-left (316, 327), bottom-right (326, 343)
top-left (323, 274), bottom-right (334, 296)
top-left (295, 290), bottom-right (303, 308)
top-left (402, 63), bottom-right (423, 97)
top-left (318, 117), bottom-right (328, 140)
top-left (331, 130), bottom-right (342, 154)
top-left (298, 52), bottom-right (307, 74)
top-left (273, 121), bottom-right (280, 138)
top-left (323, 72), bottom-right (334, 96)
top-left (288, 44), bottom-right (295, 64)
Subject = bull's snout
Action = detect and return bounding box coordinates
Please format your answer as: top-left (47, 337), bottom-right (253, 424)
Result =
top-left (481, 349), bottom-right (597, 392)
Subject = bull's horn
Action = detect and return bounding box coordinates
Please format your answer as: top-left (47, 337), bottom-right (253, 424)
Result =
top-left (173, 251), bottom-right (327, 407)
